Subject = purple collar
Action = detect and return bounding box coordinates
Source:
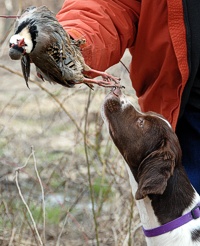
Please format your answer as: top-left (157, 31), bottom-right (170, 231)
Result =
top-left (143, 203), bottom-right (200, 237)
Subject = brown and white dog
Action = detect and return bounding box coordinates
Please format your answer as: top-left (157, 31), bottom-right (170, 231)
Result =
top-left (102, 88), bottom-right (200, 246)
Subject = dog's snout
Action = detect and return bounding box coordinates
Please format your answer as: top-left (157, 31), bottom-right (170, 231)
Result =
top-left (112, 87), bottom-right (122, 97)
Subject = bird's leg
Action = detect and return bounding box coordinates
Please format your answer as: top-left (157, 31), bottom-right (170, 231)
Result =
top-left (89, 68), bottom-right (120, 82)
top-left (82, 68), bottom-right (121, 87)
top-left (80, 77), bottom-right (120, 88)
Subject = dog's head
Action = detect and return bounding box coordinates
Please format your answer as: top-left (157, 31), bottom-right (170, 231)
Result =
top-left (102, 88), bottom-right (182, 200)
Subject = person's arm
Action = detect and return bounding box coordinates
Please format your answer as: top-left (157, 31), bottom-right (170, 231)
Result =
top-left (56, 0), bottom-right (140, 71)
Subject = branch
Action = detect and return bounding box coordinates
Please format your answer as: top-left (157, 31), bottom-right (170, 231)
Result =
top-left (31, 146), bottom-right (46, 244)
top-left (0, 15), bottom-right (20, 18)
top-left (15, 150), bottom-right (44, 246)
top-left (84, 89), bottom-right (99, 246)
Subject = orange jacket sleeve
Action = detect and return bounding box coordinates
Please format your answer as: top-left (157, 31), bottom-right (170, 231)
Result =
top-left (56, 0), bottom-right (140, 71)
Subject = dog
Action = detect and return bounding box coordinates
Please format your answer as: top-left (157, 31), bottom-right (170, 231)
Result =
top-left (102, 87), bottom-right (200, 246)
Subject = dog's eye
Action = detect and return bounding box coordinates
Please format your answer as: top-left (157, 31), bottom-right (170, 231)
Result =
top-left (137, 117), bottom-right (144, 128)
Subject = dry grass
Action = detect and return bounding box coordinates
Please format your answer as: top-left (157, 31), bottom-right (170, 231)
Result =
top-left (0, 1), bottom-right (146, 245)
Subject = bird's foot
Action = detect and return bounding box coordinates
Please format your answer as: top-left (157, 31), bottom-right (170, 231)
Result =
top-left (81, 77), bottom-right (122, 88)
top-left (82, 69), bottom-right (122, 88)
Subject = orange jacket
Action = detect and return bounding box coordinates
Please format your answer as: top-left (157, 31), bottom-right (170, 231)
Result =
top-left (56, 0), bottom-right (189, 130)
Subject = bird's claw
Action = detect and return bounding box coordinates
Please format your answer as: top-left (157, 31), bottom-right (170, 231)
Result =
top-left (81, 72), bottom-right (124, 89)
top-left (102, 76), bottom-right (125, 89)
top-left (99, 81), bottom-right (124, 88)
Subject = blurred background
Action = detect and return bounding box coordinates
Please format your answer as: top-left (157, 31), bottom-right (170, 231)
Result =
top-left (0, 1), bottom-right (145, 245)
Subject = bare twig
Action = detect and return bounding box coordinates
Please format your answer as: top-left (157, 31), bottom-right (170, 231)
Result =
top-left (0, 15), bottom-right (20, 18)
top-left (119, 60), bottom-right (130, 74)
top-left (58, 212), bottom-right (89, 244)
top-left (31, 146), bottom-right (46, 244)
top-left (56, 213), bottom-right (69, 246)
top-left (8, 227), bottom-right (16, 246)
top-left (15, 151), bottom-right (44, 246)
top-left (56, 189), bottom-right (89, 245)
top-left (84, 89), bottom-right (99, 246)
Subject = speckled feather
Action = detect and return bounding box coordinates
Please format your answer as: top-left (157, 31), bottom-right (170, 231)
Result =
top-left (12, 6), bottom-right (90, 88)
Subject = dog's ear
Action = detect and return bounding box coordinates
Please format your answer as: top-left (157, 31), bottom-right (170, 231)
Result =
top-left (135, 140), bottom-right (176, 200)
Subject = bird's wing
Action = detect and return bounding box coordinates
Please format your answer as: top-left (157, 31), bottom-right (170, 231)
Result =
top-left (31, 48), bottom-right (76, 88)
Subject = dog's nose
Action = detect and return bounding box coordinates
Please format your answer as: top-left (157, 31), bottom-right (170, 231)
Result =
top-left (112, 87), bottom-right (122, 97)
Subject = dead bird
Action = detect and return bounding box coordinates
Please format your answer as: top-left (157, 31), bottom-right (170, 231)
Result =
top-left (9, 5), bottom-right (120, 89)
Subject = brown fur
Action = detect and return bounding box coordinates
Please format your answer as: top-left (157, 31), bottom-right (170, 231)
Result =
top-left (103, 88), bottom-right (195, 225)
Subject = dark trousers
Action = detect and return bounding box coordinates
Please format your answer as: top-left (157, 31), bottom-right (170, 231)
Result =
top-left (176, 104), bottom-right (200, 193)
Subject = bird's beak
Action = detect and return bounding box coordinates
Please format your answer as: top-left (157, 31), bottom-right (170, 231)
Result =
top-left (17, 38), bottom-right (25, 47)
